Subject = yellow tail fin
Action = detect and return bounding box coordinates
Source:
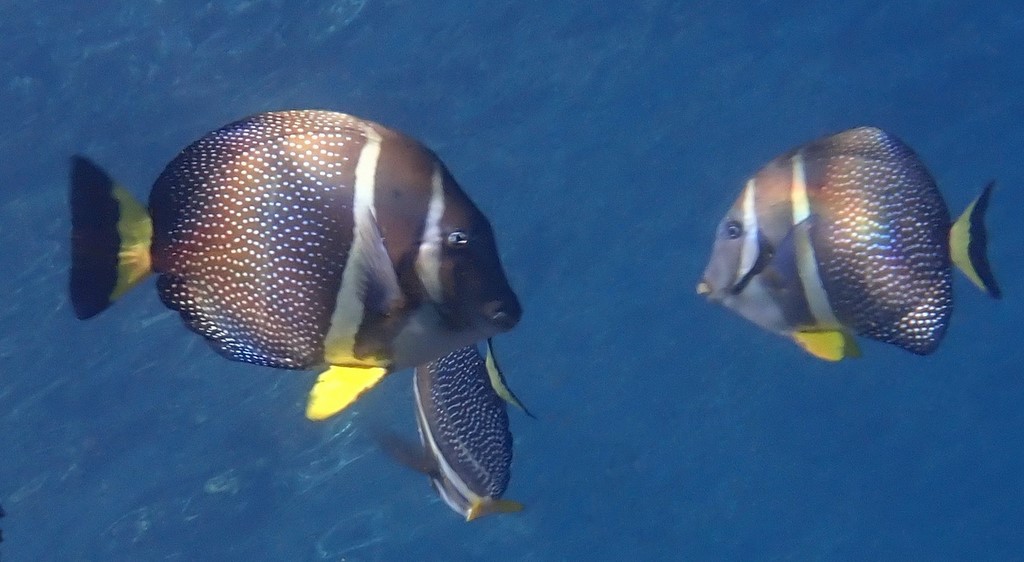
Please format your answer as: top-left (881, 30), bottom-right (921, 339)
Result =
top-left (69, 156), bottom-right (153, 319)
top-left (466, 497), bottom-right (524, 521)
top-left (949, 182), bottom-right (1001, 298)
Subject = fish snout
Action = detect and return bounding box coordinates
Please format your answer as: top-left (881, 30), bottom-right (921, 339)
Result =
top-left (697, 278), bottom-right (725, 302)
top-left (483, 297), bottom-right (522, 331)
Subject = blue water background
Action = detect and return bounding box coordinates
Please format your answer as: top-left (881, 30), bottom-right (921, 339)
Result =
top-left (1, 2), bottom-right (1022, 560)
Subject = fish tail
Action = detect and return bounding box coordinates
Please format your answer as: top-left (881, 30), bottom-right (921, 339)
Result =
top-left (69, 155), bottom-right (154, 319)
top-left (466, 497), bottom-right (524, 522)
top-left (949, 182), bottom-right (1001, 299)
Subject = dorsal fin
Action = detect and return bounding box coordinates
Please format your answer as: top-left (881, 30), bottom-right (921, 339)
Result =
top-left (485, 339), bottom-right (536, 418)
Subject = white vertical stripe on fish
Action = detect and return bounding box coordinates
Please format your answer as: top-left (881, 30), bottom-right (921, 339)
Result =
top-left (791, 152), bottom-right (841, 327)
top-left (736, 179), bottom-right (760, 282)
top-left (323, 125), bottom-right (384, 364)
top-left (416, 164), bottom-right (446, 303)
top-left (413, 373), bottom-right (482, 515)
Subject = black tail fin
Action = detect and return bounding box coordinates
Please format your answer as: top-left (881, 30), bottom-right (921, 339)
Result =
top-left (69, 156), bottom-right (154, 319)
top-left (949, 182), bottom-right (1001, 299)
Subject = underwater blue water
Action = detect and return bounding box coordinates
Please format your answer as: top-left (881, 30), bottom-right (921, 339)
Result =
top-left (1, 1), bottom-right (1023, 560)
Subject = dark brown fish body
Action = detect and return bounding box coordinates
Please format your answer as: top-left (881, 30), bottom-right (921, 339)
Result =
top-left (413, 344), bottom-right (518, 520)
top-left (70, 110), bottom-right (521, 417)
top-left (698, 127), bottom-right (999, 360)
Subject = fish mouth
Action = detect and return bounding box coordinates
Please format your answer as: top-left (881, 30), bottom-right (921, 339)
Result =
top-left (697, 279), bottom-right (725, 303)
top-left (483, 298), bottom-right (522, 332)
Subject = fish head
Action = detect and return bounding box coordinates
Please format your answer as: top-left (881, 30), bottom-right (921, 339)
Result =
top-left (422, 179), bottom-right (521, 337)
top-left (699, 202), bottom-right (747, 302)
top-left (698, 168), bottom-right (798, 335)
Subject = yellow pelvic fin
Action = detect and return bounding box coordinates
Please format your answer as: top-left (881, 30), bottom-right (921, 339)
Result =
top-left (949, 182), bottom-right (1001, 298)
top-left (305, 365), bottom-right (388, 421)
top-left (111, 185), bottom-right (154, 300)
top-left (485, 339), bottom-right (535, 418)
top-left (466, 497), bottom-right (524, 522)
top-left (793, 330), bottom-right (861, 362)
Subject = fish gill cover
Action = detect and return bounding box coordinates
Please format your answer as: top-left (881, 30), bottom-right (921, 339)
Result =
top-left (0, 1), bottom-right (1022, 560)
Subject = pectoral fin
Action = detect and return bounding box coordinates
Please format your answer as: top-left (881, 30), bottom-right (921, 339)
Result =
top-left (466, 497), bottom-right (524, 522)
top-left (306, 365), bottom-right (388, 421)
top-left (373, 427), bottom-right (439, 477)
top-left (793, 330), bottom-right (861, 361)
top-left (760, 216), bottom-right (816, 292)
top-left (354, 207), bottom-right (405, 316)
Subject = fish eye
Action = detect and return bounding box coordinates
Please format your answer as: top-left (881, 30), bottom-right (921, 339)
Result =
top-left (724, 220), bottom-right (743, 240)
top-left (446, 231), bottom-right (470, 248)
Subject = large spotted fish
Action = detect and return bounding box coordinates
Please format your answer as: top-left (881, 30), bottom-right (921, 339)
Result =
top-left (70, 110), bottom-right (522, 419)
top-left (380, 341), bottom-right (529, 521)
top-left (698, 126), bottom-right (1000, 361)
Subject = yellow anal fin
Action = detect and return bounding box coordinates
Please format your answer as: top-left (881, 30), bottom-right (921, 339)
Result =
top-left (793, 330), bottom-right (861, 361)
top-left (949, 182), bottom-right (1001, 298)
top-left (305, 366), bottom-right (388, 421)
top-left (466, 497), bottom-right (524, 522)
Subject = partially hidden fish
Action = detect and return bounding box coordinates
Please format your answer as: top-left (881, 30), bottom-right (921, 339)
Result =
top-left (382, 343), bottom-right (529, 521)
top-left (698, 126), bottom-right (1000, 360)
top-left (70, 110), bottom-right (522, 419)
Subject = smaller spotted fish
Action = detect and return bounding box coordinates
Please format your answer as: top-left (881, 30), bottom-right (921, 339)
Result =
top-left (69, 110), bottom-right (521, 419)
top-left (382, 342), bottom-right (529, 521)
top-left (697, 126), bottom-right (1000, 360)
